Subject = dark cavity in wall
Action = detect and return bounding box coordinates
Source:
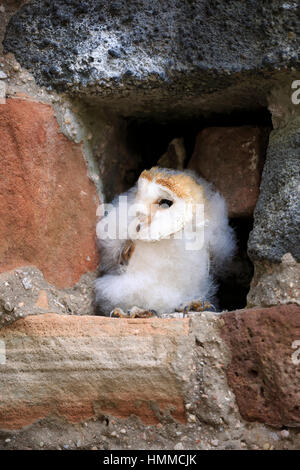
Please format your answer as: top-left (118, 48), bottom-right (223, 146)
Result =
top-left (218, 218), bottom-right (255, 311)
top-left (125, 108), bottom-right (272, 169)
top-left (101, 107), bottom-right (272, 311)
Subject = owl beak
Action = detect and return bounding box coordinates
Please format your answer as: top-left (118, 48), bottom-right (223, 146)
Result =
top-left (136, 205), bottom-right (152, 226)
top-left (132, 204), bottom-right (153, 239)
top-left (136, 215), bottom-right (152, 233)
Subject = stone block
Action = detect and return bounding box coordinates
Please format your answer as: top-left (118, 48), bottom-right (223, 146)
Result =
top-left (0, 98), bottom-right (99, 288)
top-left (188, 126), bottom-right (269, 217)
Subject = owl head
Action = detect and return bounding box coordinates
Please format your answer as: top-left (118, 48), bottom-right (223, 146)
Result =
top-left (130, 167), bottom-right (206, 241)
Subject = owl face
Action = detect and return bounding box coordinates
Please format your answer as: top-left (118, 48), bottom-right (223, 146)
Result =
top-left (130, 168), bottom-right (205, 241)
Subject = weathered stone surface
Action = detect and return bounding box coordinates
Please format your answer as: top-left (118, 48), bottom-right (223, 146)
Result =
top-left (92, 119), bottom-right (142, 203)
top-left (3, 0), bottom-right (300, 118)
top-left (188, 313), bottom-right (236, 427)
top-left (0, 1), bottom-right (26, 56)
top-left (222, 304), bottom-right (300, 427)
top-left (248, 118), bottom-right (300, 263)
top-left (1, 309), bottom-right (300, 449)
top-left (0, 314), bottom-right (191, 429)
top-left (188, 126), bottom-right (269, 217)
top-left (247, 253), bottom-right (300, 308)
top-left (35, 290), bottom-right (49, 310)
top-left (0, 98), bottom-right (99, 288)
top-left (0, 267), bottom-right (97, 329)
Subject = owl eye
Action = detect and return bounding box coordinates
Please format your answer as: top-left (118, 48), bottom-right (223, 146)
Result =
top-left (158, 199), bottom-right (173, 208)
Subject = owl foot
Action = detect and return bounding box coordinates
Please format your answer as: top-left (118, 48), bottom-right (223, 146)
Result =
top-left (110, 306), bottom-right (158, 318)
top-left (129, 306), bottom-right (159, 318)
top-left (176, 299), bottom-right (216, 315)
top-left (110, 307), bottom-right (129, 318)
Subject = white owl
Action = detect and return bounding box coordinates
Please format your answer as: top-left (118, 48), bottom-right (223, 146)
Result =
top-left (95, 167), bottom-right (236, 317)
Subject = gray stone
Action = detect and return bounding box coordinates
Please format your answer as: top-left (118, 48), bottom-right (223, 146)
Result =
top-left (247, 253), bottom-right (300, 308)
top-left (0, 267), bottom-right (97, 329)
top-left (248, 118), bottom-right (300, 263)
top-left (21, 277), bottom-right (32, 290)
top-left (3, 0), bottom-right (300, 118)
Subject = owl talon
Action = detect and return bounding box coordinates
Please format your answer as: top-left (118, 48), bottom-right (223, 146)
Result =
top-left (110, 308), bottom-right (128, 318)
top-left (110, 307), bottom-right (158, 318)
top-left (205, 301), bottom-right (216, 311)
top-left (129, 306), bottom-right (158, 318)
top-left (176, 299), bottom-right (216, 314)
top-left (183, 306), bottom-right (189, 317)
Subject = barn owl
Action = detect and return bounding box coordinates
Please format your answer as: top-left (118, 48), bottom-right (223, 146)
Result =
top-left (95, 167), bottom-right (236, 317)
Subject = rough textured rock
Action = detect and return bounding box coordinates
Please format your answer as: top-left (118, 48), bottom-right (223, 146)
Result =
top-left (92, 119), bottom-right (142, 203)
top-left (3, 0), bottom-right (300, 118)
top-left (188, 314), bottom-right (236, 427)
top-left (247, 253), bottom-right (300, 308)
top-left (188, 126), bottom-right (269, 218)
top-left (222, 304), bottom-right (300, 427)
top-left (0, 267), bottom-right (97, 329)
top-left (0, 1), bottom-right (27, 56)
top-left (0, 98), bottom-right (99, 288)
top-left (248, 118), bottom-right (300, 263)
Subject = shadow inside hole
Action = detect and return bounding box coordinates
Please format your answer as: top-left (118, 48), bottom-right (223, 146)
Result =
top-left (125, 107), bottom-right (272, 169)
top-left (217, 218), bottom-right (254, 311)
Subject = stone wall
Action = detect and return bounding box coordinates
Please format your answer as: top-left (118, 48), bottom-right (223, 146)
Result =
top-left (1, 306), bottom-right (300, 450)
top-left (0, 0), bottom-right (299, 450)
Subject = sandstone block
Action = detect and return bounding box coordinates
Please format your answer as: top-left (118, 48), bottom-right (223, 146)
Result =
top-left (221, 304), bottom-right (300, 427)
top-left (0, 98), bottom-right (99, 288)
top-left (0, 314), bottom-right (191, 429)
top-left (188, 126), bottom-right (269, 218)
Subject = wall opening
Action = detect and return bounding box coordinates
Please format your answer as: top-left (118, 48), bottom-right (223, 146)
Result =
top-left (111, 108), bottom-right (273, 312)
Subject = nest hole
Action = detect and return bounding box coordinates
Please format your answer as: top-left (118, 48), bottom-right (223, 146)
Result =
top-left (98, 107), bottom-right (272, 312)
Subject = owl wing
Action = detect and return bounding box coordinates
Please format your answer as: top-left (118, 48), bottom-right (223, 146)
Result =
top-left (193, 174), bottom-right (236, 277)
top-left (206, 190), bottom-right (236, 277)
top-left (96, 185), bottom-right (137, 274)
